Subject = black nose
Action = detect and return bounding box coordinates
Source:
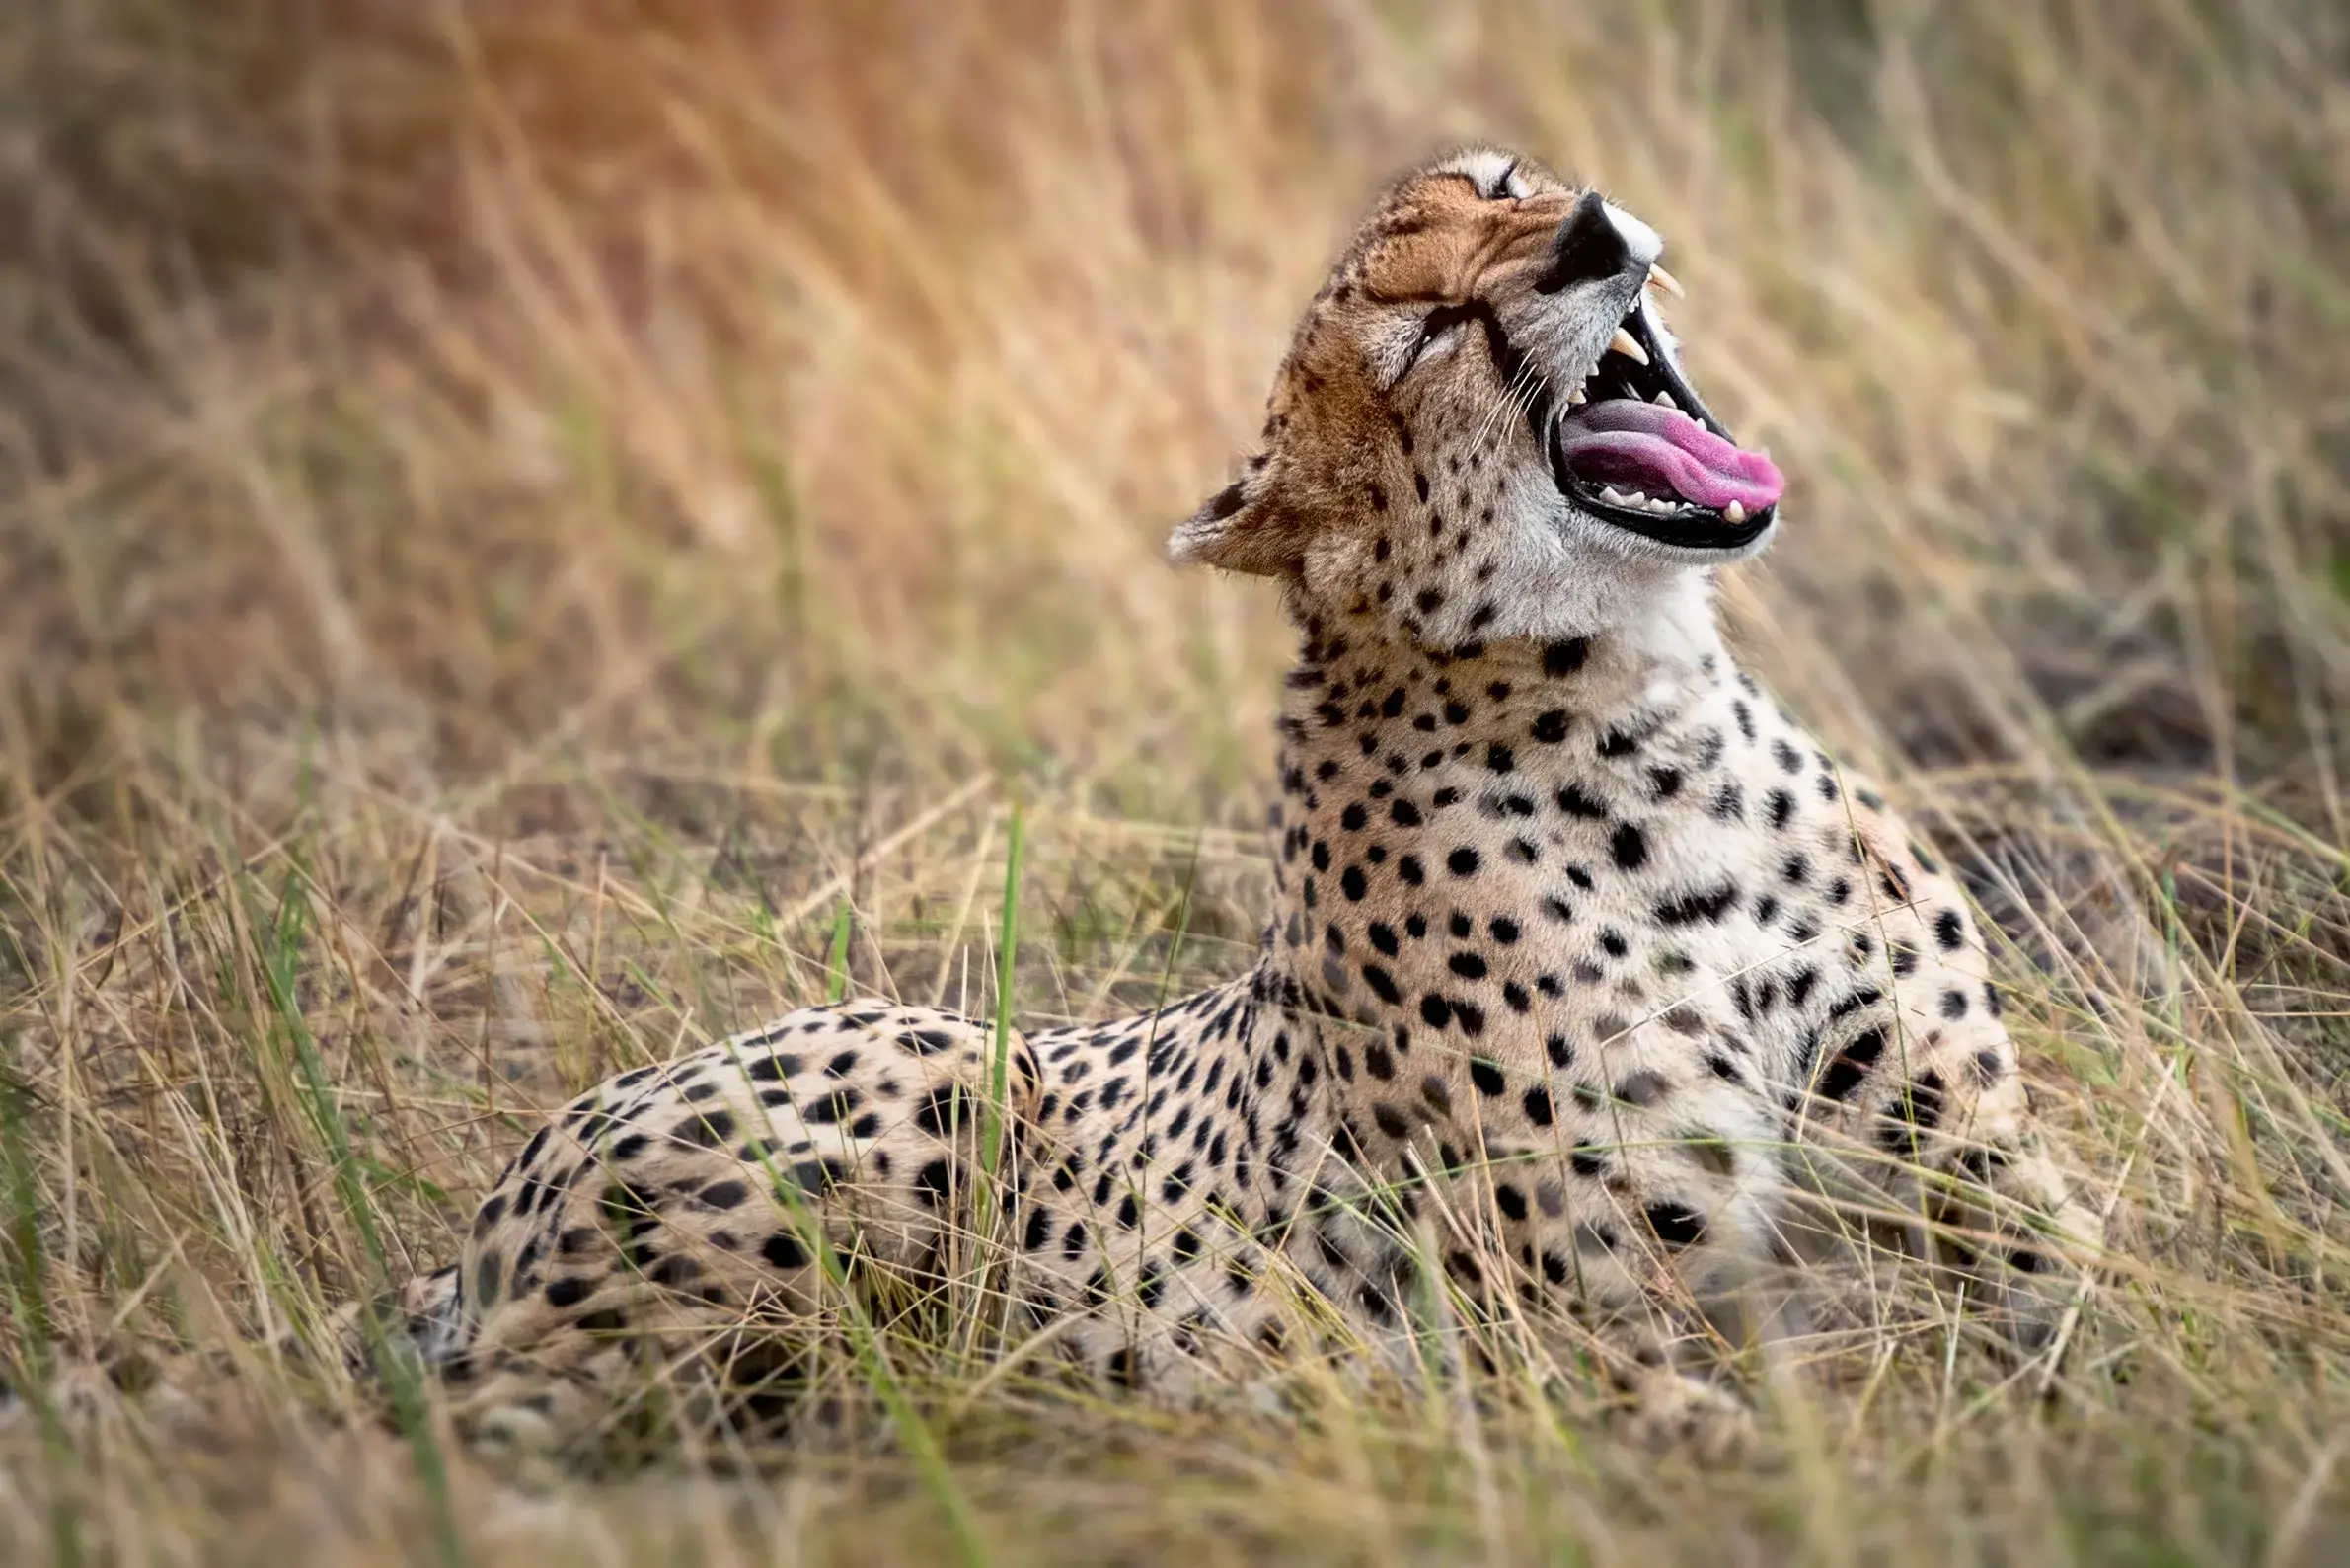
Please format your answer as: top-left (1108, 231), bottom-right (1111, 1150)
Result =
top-left (1533, 190), bottom-right (1636, 294)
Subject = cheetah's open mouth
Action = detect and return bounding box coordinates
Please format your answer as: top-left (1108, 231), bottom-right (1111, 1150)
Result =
top-left (1546, 302), bottom-right (1783, 550)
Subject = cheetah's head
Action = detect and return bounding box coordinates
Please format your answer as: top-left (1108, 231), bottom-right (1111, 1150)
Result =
top-left (1170, 147), bottom-right (1783, 645)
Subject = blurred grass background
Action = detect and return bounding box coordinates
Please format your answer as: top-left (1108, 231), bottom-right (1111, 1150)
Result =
top-left (4, 0), bottom-right (2350, 1561)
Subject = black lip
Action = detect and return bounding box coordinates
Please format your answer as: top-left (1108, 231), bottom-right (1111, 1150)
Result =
top-left (1544, 303), bottom-right (1776, 552)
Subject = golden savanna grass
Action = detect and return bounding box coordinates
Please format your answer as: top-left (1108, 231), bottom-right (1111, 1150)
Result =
top-left (5, 0), bottom-right (2350, 1561)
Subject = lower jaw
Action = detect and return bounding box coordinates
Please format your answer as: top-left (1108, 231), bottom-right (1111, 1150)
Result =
top-left (1554, 471), bottom-right (1777, 551)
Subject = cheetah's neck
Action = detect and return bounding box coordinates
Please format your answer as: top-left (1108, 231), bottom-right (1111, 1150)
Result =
top-left (1251, 580), bottom-right (1751, 1160)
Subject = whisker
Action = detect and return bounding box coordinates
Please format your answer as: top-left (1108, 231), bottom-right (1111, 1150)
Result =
top-left (1466, 368), bottom-right (1522, 448)
top-left (1474, 360), bottom-right (1542, 452)
top-left (1478, 360), bottom-right (1551, 457)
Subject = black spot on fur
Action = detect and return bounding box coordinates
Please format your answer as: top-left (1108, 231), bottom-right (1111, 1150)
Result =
top-left (1653, 882), bottom-right (1739, 926)
top-left (1644, 1203), bottom-right (1706, 1247)
top-left (544, 1276), bottom-right (590, 1309)
top-left (1543, 638), bottom-right (1589, 676)
top-left (1817, 1028), bottom-right (1887, 1101)
top-left (1935, 909), bottom-right (1966, 951)
top-left (915, 1157), bottom-right (956, 1207)
top-left (678, 1109), bottom-right (737, 1148)
top-left (913, 1085), bottom-right (974, 1138)
top-left (1556, 782), bottom-right (1608, 819)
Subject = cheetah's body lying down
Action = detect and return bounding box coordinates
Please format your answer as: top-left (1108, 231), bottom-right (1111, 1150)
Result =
top-left (389, 148), bottom-right (2095, 1455)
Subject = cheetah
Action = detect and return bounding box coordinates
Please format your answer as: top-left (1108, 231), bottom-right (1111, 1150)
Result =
top-left (389, 147), bottom-right (2099, 1457)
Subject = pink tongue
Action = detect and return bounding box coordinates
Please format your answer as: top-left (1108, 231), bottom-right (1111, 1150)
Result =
top-left (1555, 400), bottom-right (1784, 512)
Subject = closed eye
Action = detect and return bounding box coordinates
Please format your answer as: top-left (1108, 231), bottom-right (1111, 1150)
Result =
top-left (1400, 302), bottom-right (1481, 378)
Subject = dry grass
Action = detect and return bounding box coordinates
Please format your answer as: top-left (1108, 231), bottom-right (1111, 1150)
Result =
top-left (5, 0), bottom-right (2350, 1561)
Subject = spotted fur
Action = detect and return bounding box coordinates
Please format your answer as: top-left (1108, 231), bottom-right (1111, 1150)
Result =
top-left (405, 148), bottom-right (2097, 1458)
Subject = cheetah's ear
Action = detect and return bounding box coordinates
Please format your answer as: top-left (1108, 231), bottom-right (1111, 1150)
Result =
top-left (1167, 455), bottom-right (1309, 577)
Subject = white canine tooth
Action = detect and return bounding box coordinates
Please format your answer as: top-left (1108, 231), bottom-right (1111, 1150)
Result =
top-left (1567, 384), bottom-right (1587, 405)
top-left (1653, 390), bottom-right (1677, 410)
top-left (1609, 327), bottom-right (1649, 365)
top-left (1646, 262), bottom-right (1686, 299)
top-left (1724, 500), bottom-right (1747, 524)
